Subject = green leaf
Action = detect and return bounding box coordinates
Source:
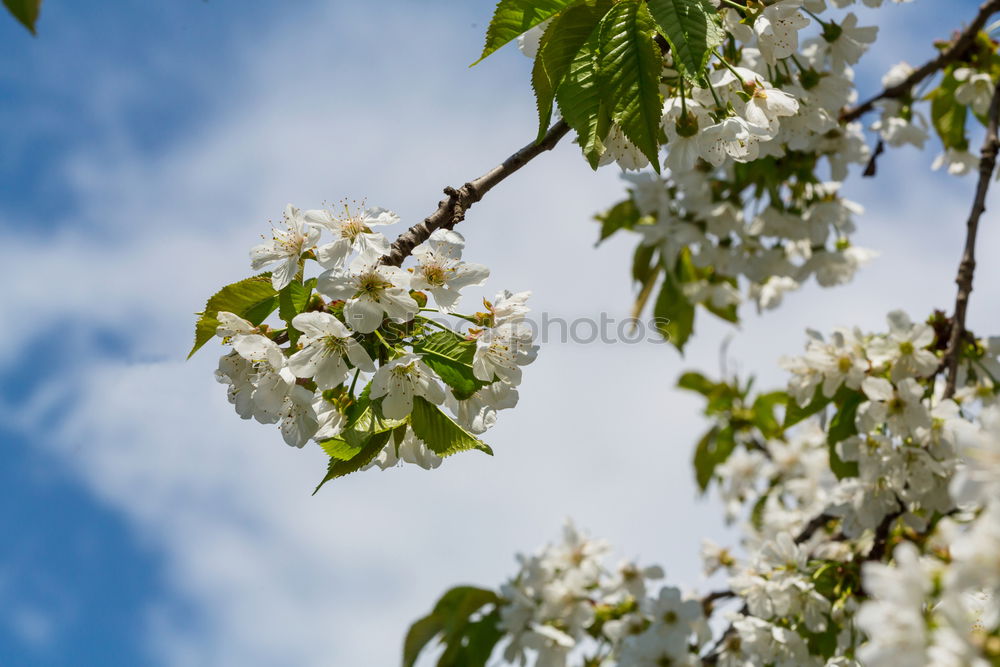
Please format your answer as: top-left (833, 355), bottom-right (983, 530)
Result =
top-left (646, 0), bottom-right (723, 79)
top-left (412, 330), bottom-right (487, 400)
top-left (595, 197), bottom-right (640, 243)
top-left (556, 21), bottom-right (611, 168)
top-left (410, 396), bottom-right (494, 457)
top-left (676, 371), bottom-right (718, 396)
top-left (693, 425), bottom-right (735, 491)
top-left (653, 257), bottom-right (695, 352)
top-left (631, 243), bottom-right (658, 284)
top-left (827, 391), bottom-right (862, 479)
top-left (188, 275), bottom-right (279, 359)
top-left (321, 388), bottom-right (400, 453)
top-left (318, 436), bottom-right (364, 461)
top-left (402, 615), bottom-right (442, 667)
top-left (278, 279), bottom-right (314, 323)
top-left (750, 486), bottom-right (771, 531)
top-left (312, 429), bottom-right (391, 494)
top-left (752, 391), bottom-right (787, 439)
top-left (3, 0), bottom-right (41, 34)
top-left (476, 0), bottom-right (579, 64)
top-left (930, 71), bottom-right (969, 151)
top-left (783, 386), bottom-right (832, 429)
top-left (596, 0), bottom-right (663, 169)
top-left (278, 279), bottom-right (314, 347)
top-left (804, 622), bottom-right (840, 659)
top-left (403, 586), bottom-right (500, 667)
top-left (531, 0), bottom-right (614, 140)
top-left (445, 608), bottom-right (503, 667)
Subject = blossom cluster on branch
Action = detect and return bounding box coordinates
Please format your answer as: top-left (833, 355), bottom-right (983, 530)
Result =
top-left (191, 203), bottom-right (536, 489)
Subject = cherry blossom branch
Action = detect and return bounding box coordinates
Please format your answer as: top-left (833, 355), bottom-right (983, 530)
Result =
top-left (698, 511), bottom-right (835, 663)
top-left (379, 120), bottom-right (571, 267)
top-left (942, 77), bottom-right (1000, 398)
top-left (841, 0), bottom-right (1000, 123)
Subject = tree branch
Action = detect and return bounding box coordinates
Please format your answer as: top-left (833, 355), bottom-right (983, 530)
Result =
top-left (841, 0), bottom-right (1000, 123)
top-left (942, 78), bottom-right (1000, 398)
top-left (379, 120), bottom-right (571, 267)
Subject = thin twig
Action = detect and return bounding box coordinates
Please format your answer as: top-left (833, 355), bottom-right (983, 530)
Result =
top-left (794, 512), bottom-right (834, 544)
top-left (865, 508), bottom-right (904, 564)
top-left (943, 78), bottom-right (1000, 398)
top-left (701, 589), bottom-right (736, 616)
top-left (379, 121), bottom-right (571, 267)
top-left (841, 0), bottom-right (1000, 123)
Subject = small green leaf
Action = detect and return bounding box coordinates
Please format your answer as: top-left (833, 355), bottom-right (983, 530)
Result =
top-left (827, 391), bottom-right (862, 479)
top-left (653, 257), bottom-right (695, 352)
top-left (476, 0), bottom-right (579, 64)
top-left (412, 330), bottom-right (486, 400)
top-left (783, 386), bottom-right (831, 429)
top-left (319, 435), bottom-right (365, 461)
top-left (804, 621), bottom-right (840, 659)
top-left (278, 279), bottom-right (314, 323)
top-left (676, 371), bottom-right (718, 397)
top-left (410, 396), bottom-right (494, 457)
top-left (929, 71), bottom-right (969, 151)
top-left (312, 430), bottom-right (391, 494)
top-left (445, 608), bottom-right (503, 667)
top-left (531, 0), bottom-right (614, 139)
top-left (4, 0), bottom-right (41, 34)
top-left (752, 391), bottom-right (787, 439)
top-left (750, 487), bottom-right (771, 531)
top-left (402, 615), bottom-right (443, 667)
top-left (403, 586), bottom-right (500, 667)
top-left (646, 0), bottom-right (723, 79)
top-left (631, 243), bottom-right (658, 284)
top-left (597, 0), bottom-right (664, 169)
top-left (278, 279), bottom-right (314, 347)
top-left (189, 275), bottom-right (279, 359)
top-left (693, 425), bottom-right (735, 491)
top-left (595, 197), bottom-right (640, 243)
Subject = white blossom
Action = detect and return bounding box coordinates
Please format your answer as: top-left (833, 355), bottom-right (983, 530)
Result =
top-left (369, 353), bottom-right (444, 419)
top-left (316, 255), bottom-right (418, 333)
top-left (250, 204), bottom-right (320, 290)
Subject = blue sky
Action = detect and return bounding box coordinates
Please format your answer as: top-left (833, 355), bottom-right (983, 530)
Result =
top-left (0, 0), bottom-right (996, 665)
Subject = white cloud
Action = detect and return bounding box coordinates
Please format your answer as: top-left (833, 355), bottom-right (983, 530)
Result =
top-left (4, 1), bottom-right (1000, 665)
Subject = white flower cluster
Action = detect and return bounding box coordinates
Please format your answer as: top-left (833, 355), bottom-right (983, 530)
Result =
top-left (776, 311), bottom-right (1000, 538)
top-left (858, 405), bottom-right (1000, 666)
top-left (566, 0), bottom-right (907, 319)
top-left (696, 312), bottom-right (1000, 664)
top-left (497, 521), bottom-right (710, 667)
top-left (211, 203), bottom-right (537, 471)
top-left (627, 173), bottom-right (875, 314)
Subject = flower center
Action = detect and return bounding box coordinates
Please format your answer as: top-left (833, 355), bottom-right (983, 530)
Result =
top-left (358, 271), bottom-right (390, 298)
top-left (391, 363), bottom-right (416, 380)
top-left (322, 336), bottom-right (348, 357)
top-left (422, 264), bottom-right (447, 287)
top-left (342, 218), bottom-right (368, 240)
top-left (899, 340), bottom-right (915, 355)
